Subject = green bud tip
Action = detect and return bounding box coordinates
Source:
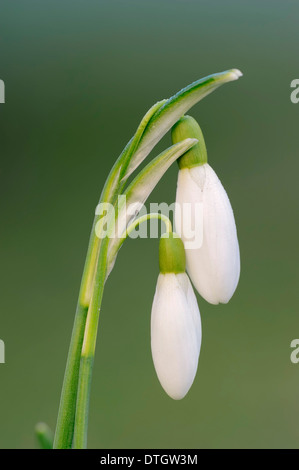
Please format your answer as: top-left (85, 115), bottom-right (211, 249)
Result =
top-left (35, 422), bottom-right (53, 449)
top-left (171, 115), bottom-right (207, 169)
top-left (159, 232), bottom-right (186, 274)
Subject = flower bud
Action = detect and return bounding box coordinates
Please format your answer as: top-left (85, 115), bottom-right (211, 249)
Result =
top-left (151, 233), bottom-right (202, 400)
top-left (171, 115), bottom-right (207, 169)
top-left (159, 232), bottom-right (186, 274)
top-left (172, 115), bottom-right (240, 304)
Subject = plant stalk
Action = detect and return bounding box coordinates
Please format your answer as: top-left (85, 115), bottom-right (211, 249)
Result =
top-left (73, 236), bottom-right (109, 448)
top-left (53, 217), bottom-right (100, 448)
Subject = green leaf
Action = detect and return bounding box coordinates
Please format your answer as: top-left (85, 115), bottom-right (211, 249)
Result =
top-left (100, 99), bottom-right (167, 205)
top-left (124, 69), bottom-right (242, 179)
top-left (119, 99), bottom-right (167, 179)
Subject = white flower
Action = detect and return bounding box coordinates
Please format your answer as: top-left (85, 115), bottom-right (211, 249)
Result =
top-left (151, 272), bottom-right (202, 400)
top-left (175, 163), bottom-right (240, 305)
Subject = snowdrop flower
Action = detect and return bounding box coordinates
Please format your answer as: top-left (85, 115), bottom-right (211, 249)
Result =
top-left (151, 233), bottom-right (202, 400)
top-left (172, 116), bottom-right (240, 305)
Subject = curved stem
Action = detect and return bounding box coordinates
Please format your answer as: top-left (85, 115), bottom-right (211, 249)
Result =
top-left (53, 217), bottom-right (100, 449)
top-left (73, 236), bottom-right (109, 449)
top-left (125, 212), bottom-right (172, 239)
top-left (125, 212), bottom-right (172, 241)
top-left (107, 212), bottom-right (172, 273)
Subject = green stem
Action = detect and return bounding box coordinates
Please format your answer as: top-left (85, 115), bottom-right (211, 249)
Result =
top-left (107, 212), bottom-right (172, 272)
top-left (53, 302), bottom-right (88, 448)
top-left (53, 217), bottom-right (100, 449)
top-left (125, 212), bottom-right (172, 238)
top-left (53, 144), bottom-right (129, 448)
top-left (73, 236), bottom-right (109, 449)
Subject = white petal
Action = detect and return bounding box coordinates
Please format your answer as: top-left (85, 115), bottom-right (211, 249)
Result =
top-left (151, 273), bottom-right (202, 400)
top-left (175, 164), bottom-right (240, 304)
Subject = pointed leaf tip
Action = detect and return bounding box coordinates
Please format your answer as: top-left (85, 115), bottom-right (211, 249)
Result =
top-left (125, 69), bottom-right (243, 179)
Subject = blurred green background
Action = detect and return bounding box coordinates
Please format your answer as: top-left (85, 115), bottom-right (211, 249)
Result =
top-left (1, 0), bottom-right (299, 449)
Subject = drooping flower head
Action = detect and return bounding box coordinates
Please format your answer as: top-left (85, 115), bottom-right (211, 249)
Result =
top-left (172, 116), bottom-right (240, 304)
top-left (151, 233), bottom-right (202, 400)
